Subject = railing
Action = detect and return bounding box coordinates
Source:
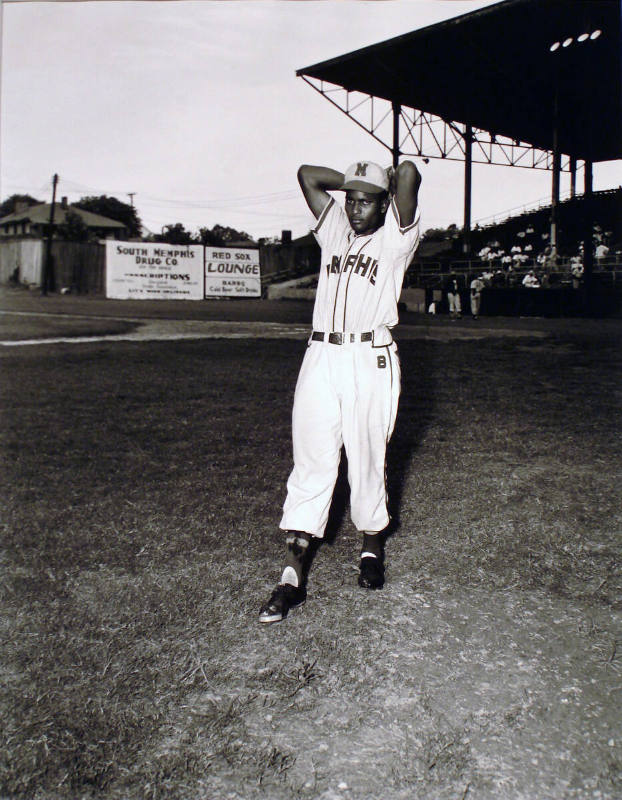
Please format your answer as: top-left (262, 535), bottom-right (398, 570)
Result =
top-left (404, 258), bottom-right (622, 289)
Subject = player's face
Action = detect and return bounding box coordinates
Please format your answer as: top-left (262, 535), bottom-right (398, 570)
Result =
top-left (345, 191), bottom-right (388, 235)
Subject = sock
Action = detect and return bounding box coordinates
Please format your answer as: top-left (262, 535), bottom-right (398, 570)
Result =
top-left (280, 531), bottom-right (311, 587)
top-left (361, 531), bottom-right (382, 560)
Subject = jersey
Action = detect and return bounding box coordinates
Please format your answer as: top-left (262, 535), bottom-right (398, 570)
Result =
top-left (311, 196), bottom-right (420, 345)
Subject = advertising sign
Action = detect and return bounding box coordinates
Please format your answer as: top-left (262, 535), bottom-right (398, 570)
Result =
top-left (106, 241), bottom-right (204, 300)
top-left (204, 247), bottom-right (261, 298)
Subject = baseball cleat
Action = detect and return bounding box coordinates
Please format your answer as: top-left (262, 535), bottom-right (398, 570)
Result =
top-left (358, 556), bottom-right (385, 590)
top-left (259, 583), bottom-right (307, 624)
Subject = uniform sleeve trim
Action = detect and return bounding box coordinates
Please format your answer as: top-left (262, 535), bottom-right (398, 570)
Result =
top-left (312, 197), bottom-right (335, 234)
top-left (390, 197), bottom-right (420, 233)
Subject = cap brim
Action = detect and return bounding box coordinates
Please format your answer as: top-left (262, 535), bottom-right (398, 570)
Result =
top-left (340, 180), bottom-right (386, 194)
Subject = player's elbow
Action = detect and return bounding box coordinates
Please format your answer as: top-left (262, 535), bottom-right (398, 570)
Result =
top-left (297, 165), bottom-right (314, 190)
top-left (396, 160), bottom-right (421, 188)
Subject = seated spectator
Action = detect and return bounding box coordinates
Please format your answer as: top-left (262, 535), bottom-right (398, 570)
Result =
top-left (492, 269), bottom-right (506, 287)
top-left (481, 269), bottom-right (494, 285)
top-left (507, 267), bottom-right (521, 287)
top-left (522, 270), bottom-right (540, 288)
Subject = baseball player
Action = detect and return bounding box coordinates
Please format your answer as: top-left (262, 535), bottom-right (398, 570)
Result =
top-left (259, 158), bottom-right (421, 623)
top-left (444, 273), bottom-right (462, 319)
top-left (469, 274), bottom-right (485, 319)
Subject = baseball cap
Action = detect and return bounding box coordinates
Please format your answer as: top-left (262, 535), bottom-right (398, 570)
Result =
top-left (340, 161), bottom-right (389, 194)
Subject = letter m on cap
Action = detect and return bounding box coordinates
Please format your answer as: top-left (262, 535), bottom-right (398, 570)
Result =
top-left (354, 162), bottom-right (368, 176)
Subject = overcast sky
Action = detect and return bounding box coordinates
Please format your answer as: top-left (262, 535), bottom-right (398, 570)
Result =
top-left (2, 0), bottom-right (621, 241)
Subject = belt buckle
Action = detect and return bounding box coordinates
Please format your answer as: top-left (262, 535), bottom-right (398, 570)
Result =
top-left (328, 332), bottom-right (344, 345)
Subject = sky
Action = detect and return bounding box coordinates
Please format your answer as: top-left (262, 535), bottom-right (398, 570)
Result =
top-left (2, 0), bottom-right (621, 242)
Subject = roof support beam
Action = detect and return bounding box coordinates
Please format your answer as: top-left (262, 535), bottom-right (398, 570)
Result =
top-left (463, 125), bottom-right (473, 255)
top-left (300, 77), bottom-right (575, 173)
top-left (392, 102), bottom-right (400, 168)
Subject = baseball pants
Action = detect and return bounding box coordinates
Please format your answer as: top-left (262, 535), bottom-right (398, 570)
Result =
top-left (281, 338), bottom-right (401, 538)
top-left (448, 292), bottom-right (461, 314)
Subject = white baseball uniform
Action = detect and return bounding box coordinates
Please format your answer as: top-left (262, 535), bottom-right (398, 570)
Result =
top-left (280, 196), bottom-right (420, 538)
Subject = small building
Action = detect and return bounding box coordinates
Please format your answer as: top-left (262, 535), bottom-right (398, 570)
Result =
top-left (0, 197), bottom-right (126, 240)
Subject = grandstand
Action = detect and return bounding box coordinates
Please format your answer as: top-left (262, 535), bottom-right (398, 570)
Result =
top-left (408, 187), bottom-right (622, 290)
top-left (292, 0), bottom-right (622, 315)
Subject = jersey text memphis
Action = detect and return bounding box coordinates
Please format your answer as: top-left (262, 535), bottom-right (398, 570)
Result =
top-left (311, 196), bottom-right (420, 340)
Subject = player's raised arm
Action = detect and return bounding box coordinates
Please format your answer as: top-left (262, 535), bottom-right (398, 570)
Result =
top-left (297, 165), bottom-right (345, 220)
top-left (392, 160), bottom-right (421, 228)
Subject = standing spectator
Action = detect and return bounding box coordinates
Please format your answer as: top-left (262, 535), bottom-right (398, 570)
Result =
top-left (571, 257), bottom-right (584, 289)
top-left (444, 273), bottom-right (462, 319)
top-left (546, 245), bottom-right (558, 269)
top-left (470, 274), bottom-right (485, 319)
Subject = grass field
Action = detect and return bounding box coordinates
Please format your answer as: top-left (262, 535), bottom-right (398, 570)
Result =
top-left (1, 292), bottom-right (621, 799)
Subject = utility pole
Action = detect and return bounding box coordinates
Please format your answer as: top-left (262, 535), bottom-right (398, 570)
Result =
top-left (128, 192), bottom-right (136, 207)
top-left (42, 174), bottom-right (58, 296)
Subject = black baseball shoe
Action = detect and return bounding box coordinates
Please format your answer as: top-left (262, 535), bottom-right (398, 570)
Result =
top-left (358, 556), bottom-right (385, 590)
top-left (259, 583), bottom-right (307, 624)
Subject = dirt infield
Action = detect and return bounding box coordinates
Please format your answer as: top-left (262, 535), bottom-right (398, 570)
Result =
top-left (1, 286), bottom-right (621, 799)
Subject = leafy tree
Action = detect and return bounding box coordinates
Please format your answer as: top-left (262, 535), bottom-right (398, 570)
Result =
top-left (57, 210), bottom-right (91, 242)
top-left (0, 194), bottom-right (42, 218)
top-left (156, 223), bottom-right (195, 245)
top-left (422, 223), bottom-right (459, 241)
top-left (198, 224), bottom-right (254, 247)
top-left (74, 195), bottom-right (142, 238)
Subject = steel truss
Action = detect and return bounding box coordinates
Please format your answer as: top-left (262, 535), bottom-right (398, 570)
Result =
top-left (301, 77), bottom-right (576, 172)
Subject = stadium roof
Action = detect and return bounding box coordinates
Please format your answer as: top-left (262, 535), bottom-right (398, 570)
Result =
top-left (297, 0), bottom-right (622, 163)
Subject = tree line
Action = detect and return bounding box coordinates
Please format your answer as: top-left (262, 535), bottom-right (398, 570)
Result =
top-left (0, 194), bottom-right (254, 247)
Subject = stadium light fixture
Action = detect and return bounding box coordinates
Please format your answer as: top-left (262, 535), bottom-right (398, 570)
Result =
top-left (577, 33), bottom-right (590, 42)
top-left (590, 29), bottom-right (602, 40)
top-left (550, 41), bottom-right (561, 51)
top-left (562, 37), bottom-right (574, 48)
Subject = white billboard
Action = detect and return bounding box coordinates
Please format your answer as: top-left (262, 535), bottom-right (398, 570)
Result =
top-left (106, 241), bottom-right (204, 300)
top-left (204, 247), bottom-right (261, 298)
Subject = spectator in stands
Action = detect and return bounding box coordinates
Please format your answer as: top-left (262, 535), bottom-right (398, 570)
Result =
top-left (444, 273), bottom-right (462, 319)
top-left (546, 245), bottom-right (558, 269)
top-left (470, 274), bottom-right (485, 319)
top-left (595, 241), bottom-right (609, 265)
top-left (571, 258), bottom-right (584, 289)
top-left (522, 270), bottom-right (540, 288)
top-left (511, 272), bottom-right (523, 288)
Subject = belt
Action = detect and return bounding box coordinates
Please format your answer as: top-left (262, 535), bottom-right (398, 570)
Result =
top-left (311, 331), bottom-right (373, 345)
